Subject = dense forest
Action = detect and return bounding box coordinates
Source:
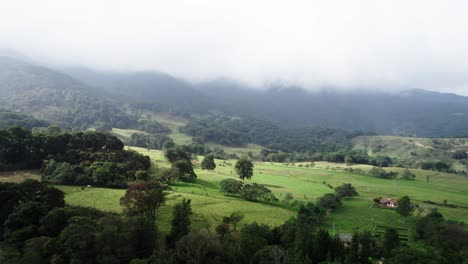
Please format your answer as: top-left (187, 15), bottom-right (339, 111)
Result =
top-left (0, 126), bottom-right (150, 187)
top-left (180, 116), bottom-right (361, 153)
top-left (1, 180), bottom-right (466, 263)
top-left (0, 109), bottom-right (49, 129)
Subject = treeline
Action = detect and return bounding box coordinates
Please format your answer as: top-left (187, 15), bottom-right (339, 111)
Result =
top-left (180, 116), bottom-right (363, 153)
top-left (0, 109), bottom-right (49, 129)
top-left (2, 180), bottom-right (465, 263)
top-left (0, 126), bottom-right (150, 188)
top-left (126, 133), bottom-right (175, 150)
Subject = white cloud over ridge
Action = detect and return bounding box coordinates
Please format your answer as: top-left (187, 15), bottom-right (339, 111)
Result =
top-left (1, 0), bottom-right (468, 95)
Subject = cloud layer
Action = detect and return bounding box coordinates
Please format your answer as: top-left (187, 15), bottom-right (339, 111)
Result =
top-left (1, 0), bottom-right (468, 95)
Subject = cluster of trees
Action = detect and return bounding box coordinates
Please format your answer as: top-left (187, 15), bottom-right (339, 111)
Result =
top-left (126, 133), bottom-right (175, 150)
top-left (420, 161), bottom-right (454, 173)
top-left (164, 146), bottom-right (197, 182)
top-left (0, 109), bottom-right (49, 129)
top-left (413, 211), bottom-right (467, 263)
top-left (219, 179), bottom-right (278, 202)
top-left (181, 116), bottom-right (359, 153)
top-left (324, 150), bottom-right (393, 167)
top-left (136, 119), bottom-right (171, 134)
top-left (0, 126), bottom-right (150, 187)
top-left (368, 167), bottom-right (400, 179)
top-left (367, 167), bottom-right (417, 180)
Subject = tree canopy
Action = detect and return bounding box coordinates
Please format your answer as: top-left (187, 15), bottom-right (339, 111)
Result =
top-left (235, 157), bottom-right (254, 180)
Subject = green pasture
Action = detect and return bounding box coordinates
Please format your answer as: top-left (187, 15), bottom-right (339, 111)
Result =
top-left (3, 146), bottom-right (467, 236)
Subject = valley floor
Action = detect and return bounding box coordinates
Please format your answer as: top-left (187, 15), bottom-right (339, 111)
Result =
top-left (50, 147), bottom-right (468, 236)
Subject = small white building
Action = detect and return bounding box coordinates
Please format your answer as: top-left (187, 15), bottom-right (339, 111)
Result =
top-left (379, 198), bottom-right (398, 208)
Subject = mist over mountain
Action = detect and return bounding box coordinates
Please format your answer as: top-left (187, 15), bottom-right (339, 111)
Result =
top-left (0, 56), bottom-right (136, 129)
top-left (197, 82), bottom-right (468, 136)
top-left (63, 67), bottom-right (215, 113)
top-left (0, 55), bottom-right (467, 136)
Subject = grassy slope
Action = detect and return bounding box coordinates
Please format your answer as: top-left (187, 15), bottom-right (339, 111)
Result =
top-left (118, 113), bottom-right (264, 155)
top-left (56, 147), bottom-right (467, 235)
top-left (353, 136), bottom-right (468, 171)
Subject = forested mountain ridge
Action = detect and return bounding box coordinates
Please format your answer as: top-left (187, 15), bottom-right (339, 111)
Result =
top-left (0, 56), bottom-right (137, 130)
top-left (63, 67), bottom-right (215, 113)
top-left (1, 56), bottom-right (468, 137)
top-left (197, 81), bottom-right (468, 137)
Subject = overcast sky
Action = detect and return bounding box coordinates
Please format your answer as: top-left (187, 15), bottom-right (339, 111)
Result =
top-left (1, 0), bottom-right (468, 95)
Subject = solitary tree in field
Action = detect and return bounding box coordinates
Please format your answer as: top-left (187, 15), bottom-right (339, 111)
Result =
top-left (334, 183), bottom-right (359, 199)
top-left (120, 182), bottom-right (167, 220)
top-left (235, 157), bottom-right (254, 180)
top-left (396, 195), bottom-right (413, 218)
top-left (201, 155), bottom-right (216, 170)
top-left (401, 169), bottom-right (416, 180)
top-left (223, 211), bottom-right (244, 231)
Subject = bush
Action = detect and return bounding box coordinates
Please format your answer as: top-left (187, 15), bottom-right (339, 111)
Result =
top-left (219, 179), bottom-right (244, 196)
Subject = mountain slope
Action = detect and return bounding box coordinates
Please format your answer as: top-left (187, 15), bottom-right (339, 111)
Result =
top-left (197, 82), bottom-right (468, 137)
top-left (0, 57), bottom-right (137, 129)
top-left (63, 67), bottom-right (214, 113)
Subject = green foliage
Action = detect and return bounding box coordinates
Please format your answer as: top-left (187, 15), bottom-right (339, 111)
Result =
top-left (237, 222), bottom-right (272, 262)
top-left (219, 178), bottom-right (244, 196)
top-left (0, 180), bottom-right (64, 238)
top-left (334, 183), bottom-right (359, 199)
top-left (239, 183), bottom-right (278, 202)
top-left (0, 127), bottom-right (151, 187)
top-left (235, 157), bottom-right (254, 180)
top-left (396, 196), bottom-right (413, 217)
top-left (164, 146), bottom-right (192, 163)
top-left (452, 150), bottom-right (467, 159)
top-left (181, 116), bottom-right (354, 153)
top-left (120, 182), bottom-right (167, 219)
top-left (0, 109), bottom-right (49, 129)
top-left (382, 228), bottom-right (400, 257)
top-left (368, 166), bottom-right (399, 179)
top-left (175, 230), bottom-right (222, 263)
top-left (136, 119), bottom-right (171, 134)
top-left (167, 199), bottom-right (192, 248)
top-left (201, 155), bottom-right (216, 170)
top-left (317, 193), bottom-right (342, 211)
top-left (127, 133), bottom-right (174, 150)
top-left (3, 202), bottom-right (48, 244)
top-left (401, 168), bottom-right (416, 180)
top-left (222, 211), bottom-right (244, 231)
top-left (172, 160), bottom-right (197, 182)
top-left (413, 211), bottom-right (468, 264)
top-left (164, 146), bottom-right (197, 182)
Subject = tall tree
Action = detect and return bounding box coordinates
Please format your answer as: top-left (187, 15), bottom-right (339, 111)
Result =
top-left (235, 157), bottom-right (254, 180)
top-left (167, 199), bottom-right (192, 248)
top-left (334, 183), bottom-right (359, 199)
top-left (222, 211), bottom-right (244, 231)
top-left (120, 182), bottom-right (167, 219)
top-left (383, 227), bottom-right (400, 257)
top-left (201, 155), bottom-right (216, 170)
top-left (396, 195), bottom-right (413, 218)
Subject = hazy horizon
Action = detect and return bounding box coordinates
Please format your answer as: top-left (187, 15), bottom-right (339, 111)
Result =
top-left (2, 0), bottom-right (468, 95)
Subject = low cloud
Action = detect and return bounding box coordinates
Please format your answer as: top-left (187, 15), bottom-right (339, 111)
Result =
top-left (1, 0), bottom-right (468, 95)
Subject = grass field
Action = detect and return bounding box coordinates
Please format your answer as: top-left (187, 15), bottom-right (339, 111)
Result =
top-left (55, 147), bottom-right (467, 236)
top-left (353, 136), bottom-right (468, 171)
top-left (3, 145), bottom-right (467, 237)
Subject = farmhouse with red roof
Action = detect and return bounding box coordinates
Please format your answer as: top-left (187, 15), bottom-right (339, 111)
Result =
top-left (379, 198), bottom-right (398, 208)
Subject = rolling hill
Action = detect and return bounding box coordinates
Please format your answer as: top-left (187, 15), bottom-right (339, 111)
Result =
top-left (0, 56), bottom-right (137, 129)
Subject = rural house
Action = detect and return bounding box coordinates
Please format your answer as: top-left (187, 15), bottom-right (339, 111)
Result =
top-left (379, 198), bottom-right (398, 208)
